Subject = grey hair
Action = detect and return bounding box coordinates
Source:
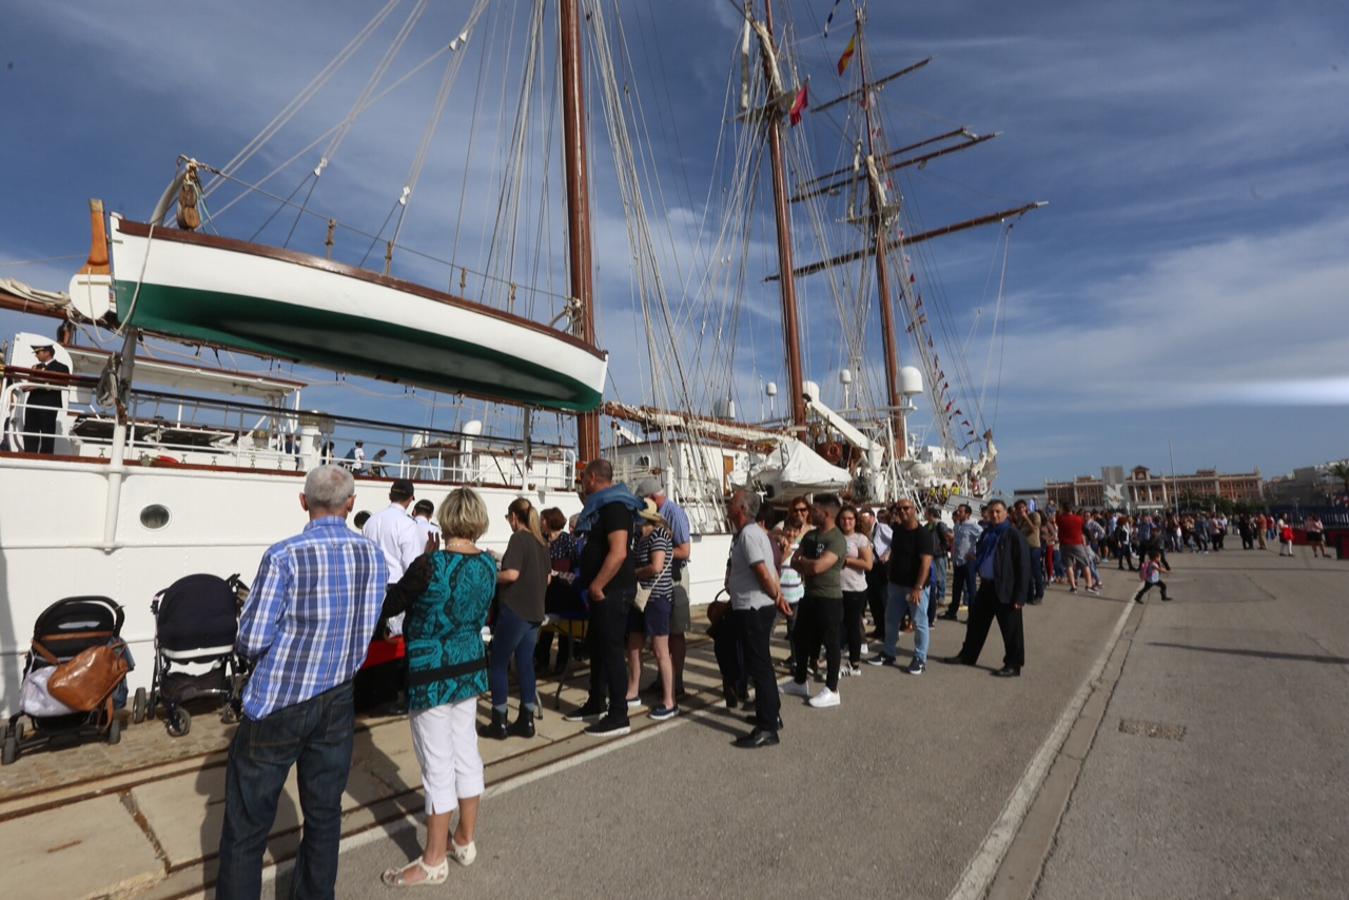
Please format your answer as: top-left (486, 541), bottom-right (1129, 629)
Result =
top-left (304, 465), bottom-right (355, 511)
top-left (728, 489), bottom-right (761, 518)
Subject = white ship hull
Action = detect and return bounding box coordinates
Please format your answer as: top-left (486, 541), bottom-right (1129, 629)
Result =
top-left (0, 458), bottom-right (731, 713)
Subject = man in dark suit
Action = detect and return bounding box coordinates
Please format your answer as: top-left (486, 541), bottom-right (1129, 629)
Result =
top-left (943, 499), bottom-right (1031, 677)
top-left (24, 343), bottom-right (68, 454)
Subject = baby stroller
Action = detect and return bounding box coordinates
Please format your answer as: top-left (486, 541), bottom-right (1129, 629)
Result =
top-left (137, 573), bottom-right (249, 737)
top-left (3, 596), bottom-right (130, 766)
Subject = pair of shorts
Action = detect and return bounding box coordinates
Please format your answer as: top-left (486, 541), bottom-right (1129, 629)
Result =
top-left (670, 568), bottom-right (691, 634)
top-left (627, 595), bottom-right (673, 636)
top-left (1061, 544), bottom-right (1091, 567)
top-left (1307, 532), bottom-right (1323, 544)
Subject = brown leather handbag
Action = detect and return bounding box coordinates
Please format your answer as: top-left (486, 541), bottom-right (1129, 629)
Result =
top-left (46, 642), bottom-right (129, 712)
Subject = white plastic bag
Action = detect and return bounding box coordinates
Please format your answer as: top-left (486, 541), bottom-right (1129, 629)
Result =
top-left (21, 666), bottom-right (79, 718)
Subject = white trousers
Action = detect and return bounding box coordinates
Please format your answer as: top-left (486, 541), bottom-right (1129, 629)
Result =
top-left (409, 697), bottom-right (485, 816)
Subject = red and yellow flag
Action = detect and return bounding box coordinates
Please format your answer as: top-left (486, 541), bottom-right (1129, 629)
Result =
top-left (837, 34), bottom-right (856, 75)
top-left (789, 81), bottom-right (809, 126)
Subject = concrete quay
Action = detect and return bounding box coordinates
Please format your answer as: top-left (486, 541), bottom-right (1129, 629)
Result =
top-left (2, 547), bottom-right (1341, 899)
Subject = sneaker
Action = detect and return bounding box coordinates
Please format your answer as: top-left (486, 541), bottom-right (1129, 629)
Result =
top-left (905, 659), bottom-right (926, 676)
top-left (865, 653), bottom-right (895, 667)
top-left (782, 679), bottom-right (811, 698)
top-left (562, 702), bottom-right (607, 722)
top-left (1087, 586), bottom-right (1102, 595)
top-left (1069, 587), bottom-right (1077, 594)
top-left (649, 705), bottom-right (679, 721)
top-left (583, 717), bottom-right (631, 737)
top-left (859, 642), bottom-right (869, 655)
top-left (842, 663), bottom-right (862, 677)
top-left (626, 697), bottom-right (645, 710)
top-left (808, 687), bottom-right (841, 708)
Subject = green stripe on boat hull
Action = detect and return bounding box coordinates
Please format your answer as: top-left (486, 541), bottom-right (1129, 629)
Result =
top-left (115, 282), bottom-right (603, 412)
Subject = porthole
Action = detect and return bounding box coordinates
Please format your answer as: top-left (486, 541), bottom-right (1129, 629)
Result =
top-left (140, 504), bottom-right (171, 530)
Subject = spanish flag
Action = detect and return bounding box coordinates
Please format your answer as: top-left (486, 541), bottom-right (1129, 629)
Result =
top-left (837, 34), bottom-right (856, 75)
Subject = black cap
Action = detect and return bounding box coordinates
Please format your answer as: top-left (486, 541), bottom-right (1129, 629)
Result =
top-left (390, 478), bottom-right (415, 500)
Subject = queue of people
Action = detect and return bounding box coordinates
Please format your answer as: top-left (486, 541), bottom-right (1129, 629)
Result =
top-left (222, 456), bottom-right (1337, 895)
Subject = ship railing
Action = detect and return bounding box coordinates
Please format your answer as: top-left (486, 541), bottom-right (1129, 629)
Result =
top-left (0, 372), bottom-right (578, 491)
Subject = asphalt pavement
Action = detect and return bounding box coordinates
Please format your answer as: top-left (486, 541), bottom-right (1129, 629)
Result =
top-left (1033, 548), bottom-right (1349, 900)
top-left (292, 572), bottom-right (1130, 900)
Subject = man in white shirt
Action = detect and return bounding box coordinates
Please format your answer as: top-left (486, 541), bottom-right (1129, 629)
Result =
top-left (861, 507), bottom-right (893, 640)
top-left (411, 499), bottom-right (440, 540)
top-left (725, 490), bottom-right (785, 749)
top-left (362, 479), bottom-right (424, 637)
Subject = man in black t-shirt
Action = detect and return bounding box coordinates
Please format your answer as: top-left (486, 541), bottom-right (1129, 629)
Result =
top-left (563, 459), bottom-right (641, 737)
top-left (868, 499), bottom-right (935, 675)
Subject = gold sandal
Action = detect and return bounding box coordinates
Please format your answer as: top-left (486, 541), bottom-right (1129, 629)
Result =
top-left (381, 856), bottom-right (449, 887)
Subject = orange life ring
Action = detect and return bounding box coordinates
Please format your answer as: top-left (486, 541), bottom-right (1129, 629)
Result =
top-left (824, 442), bottom-right (843, 465)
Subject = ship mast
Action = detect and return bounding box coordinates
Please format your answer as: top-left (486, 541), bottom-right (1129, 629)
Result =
top-left (762, 0), bottom-right (808, 430)
top-left (560, 0), bottom-right (601, 462)
top-left (854, 12), bottom-right (906, 460)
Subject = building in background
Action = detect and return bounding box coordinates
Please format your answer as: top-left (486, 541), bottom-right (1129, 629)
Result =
top-left (1266, 459), bottom-right (1349, 506)
top-left (1027, 464), bottom-right (1264, 512)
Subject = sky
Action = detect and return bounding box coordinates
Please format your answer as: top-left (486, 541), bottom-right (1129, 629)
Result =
top-left (1, 0), bottom-right (1347, 492)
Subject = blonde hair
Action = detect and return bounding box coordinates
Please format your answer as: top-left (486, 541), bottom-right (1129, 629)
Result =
top-left (508, 497), bottom-right (547, 546)
top-left (438, 487), bottom-right (489, 541)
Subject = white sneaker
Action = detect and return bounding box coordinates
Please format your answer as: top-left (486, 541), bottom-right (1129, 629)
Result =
top-left (860, 642), bottom-right (869, 655)
top-left (782, 680), bottom-right (811, 698)
top-left (808, 687), bottom-right (841, 708)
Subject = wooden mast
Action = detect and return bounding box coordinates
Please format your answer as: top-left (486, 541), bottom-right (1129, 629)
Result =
top-left (560, 0), bottom-right (601, 462)
top-left (856, 14), bottom-right (906, 460)
top-left (762, 0), bottom-right (808, 430)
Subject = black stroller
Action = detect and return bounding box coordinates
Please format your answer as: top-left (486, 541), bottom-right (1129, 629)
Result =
top-left (3, 596), bottom-right (130, 766)
top-left (136, 573), bottom-right (249, 737)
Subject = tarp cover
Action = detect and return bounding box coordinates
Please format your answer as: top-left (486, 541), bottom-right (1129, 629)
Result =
top-left (752, 438), bottom-right (852, 493)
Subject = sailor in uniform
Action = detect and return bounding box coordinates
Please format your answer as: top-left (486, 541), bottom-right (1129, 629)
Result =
top-left (24, 343), bottom-right (69, 454)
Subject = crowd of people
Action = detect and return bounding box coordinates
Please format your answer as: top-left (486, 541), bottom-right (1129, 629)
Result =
top-left (214, 455), bottom-right (1336, 896)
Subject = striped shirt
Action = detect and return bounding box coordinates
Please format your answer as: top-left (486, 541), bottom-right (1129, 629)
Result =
top-left (237, 516), bottom-right (388, 720)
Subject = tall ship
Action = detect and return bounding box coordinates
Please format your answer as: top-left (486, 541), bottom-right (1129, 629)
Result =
top-left (0, 0), bottom-right (1042, 710)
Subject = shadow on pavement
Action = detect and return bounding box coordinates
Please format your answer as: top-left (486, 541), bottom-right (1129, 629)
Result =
top-left (1149, 642), bottom-right (1349, 666)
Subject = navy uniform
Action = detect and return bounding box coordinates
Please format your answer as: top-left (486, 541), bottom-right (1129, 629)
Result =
top-left (25, 344), bottom-right (68, 454)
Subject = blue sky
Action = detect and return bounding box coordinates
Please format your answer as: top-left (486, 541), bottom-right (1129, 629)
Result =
top-left (2, 0), bottom-right (1347, 491)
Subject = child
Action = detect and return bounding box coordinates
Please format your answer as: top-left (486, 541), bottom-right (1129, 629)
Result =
top-left (1278, 520), bottom-right (1296, 557)
top-left (1132, 549), bottom-right (1171, 604)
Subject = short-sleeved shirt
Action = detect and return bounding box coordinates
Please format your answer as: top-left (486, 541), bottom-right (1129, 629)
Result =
top-left (841, 531), bottom-right (871, 594)
top-left (729, 522), bottom-right (776, 611)
top-left (578, 502), bottom-right (637, 592)
top-left (636, 529), bottom-right (674, 606)
top-left (1019, 511), bottom-right (1042, 549)
top-left (870, 521), bottom-right (894, 558)
top-left (1056, 513), bottom-right (1086, 547)
top-left (778, 531), bottom-right (806, 603)
top-left (797, 526), bottom-right (847, 599)
top-left (498, 530), bottom-right (550, 622)
top-left (888, 524), bottom-right (936, 588)
top-left (658, 498), bottom-right (692, 576)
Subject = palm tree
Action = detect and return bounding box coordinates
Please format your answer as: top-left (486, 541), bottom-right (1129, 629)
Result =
top-left (1329, 460), bottom-right (1349, 498)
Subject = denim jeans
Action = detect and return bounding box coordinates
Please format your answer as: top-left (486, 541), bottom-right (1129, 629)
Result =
top-left (490, 604), bottom-right (541, 712)
top-left (1029, 547), bottom-right (1045, 599)
top-left (217, 681), bottom-right (355, 900)
top-left (951, 562), bottom-right (977, 612)
top-left (883, 583), bottom-right (929, 663)
top-left (927, 559), bottom-right (946, 625)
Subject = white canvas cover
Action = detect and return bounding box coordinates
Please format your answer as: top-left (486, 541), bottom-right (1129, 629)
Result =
top-left (750, 438), bottom-right (852, 494)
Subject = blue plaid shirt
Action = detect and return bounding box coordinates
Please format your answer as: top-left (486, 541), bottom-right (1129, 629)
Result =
top-left (237, 516), bottom-right (388, 719)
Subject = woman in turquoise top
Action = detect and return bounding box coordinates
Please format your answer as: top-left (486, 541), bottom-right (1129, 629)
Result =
top-left (380, 487), bottom-right (496, 888)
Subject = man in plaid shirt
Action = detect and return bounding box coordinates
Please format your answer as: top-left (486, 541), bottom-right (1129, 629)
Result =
top-left (217, 465), bottom-right (387, 900)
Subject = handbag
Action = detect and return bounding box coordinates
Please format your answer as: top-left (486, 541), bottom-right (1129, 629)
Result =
top-left (20, 666), bottom-right (79, 718)
top-left (46, 642), bottom-right (129, 712)
top-left (633, 581), bottom-right (653, 612)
